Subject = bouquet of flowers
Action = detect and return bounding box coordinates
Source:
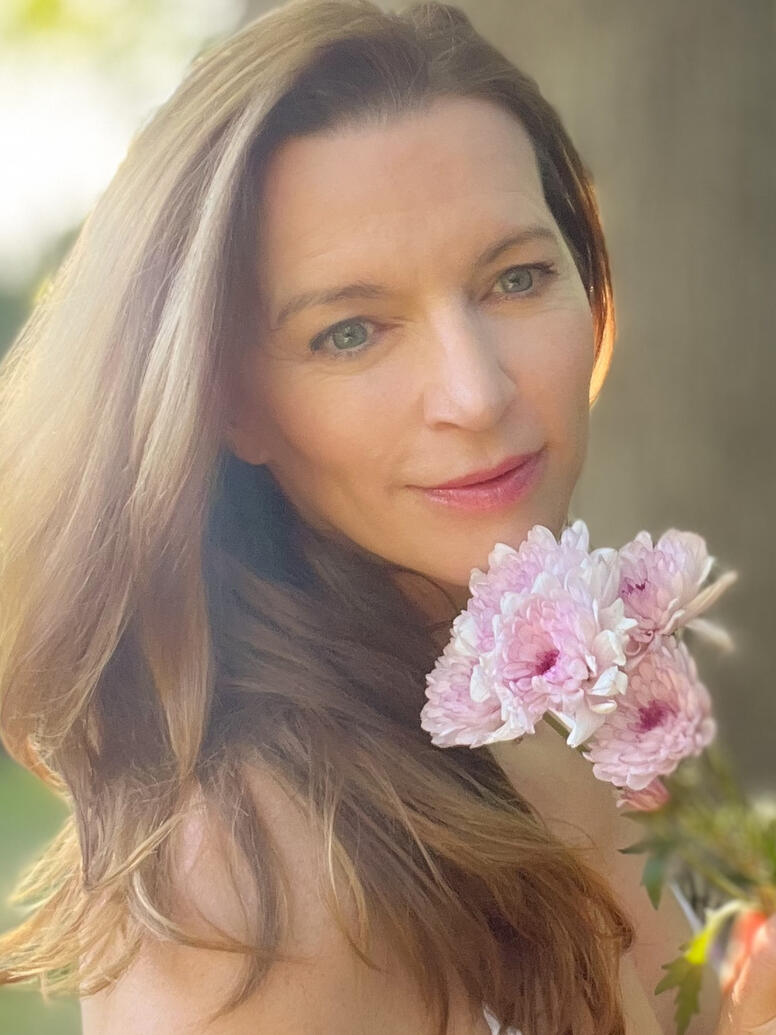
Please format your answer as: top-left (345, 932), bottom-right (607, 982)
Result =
top-left (420, 519), bottom-right (774, 1034)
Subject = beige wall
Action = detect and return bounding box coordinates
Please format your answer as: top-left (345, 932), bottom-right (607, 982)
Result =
top-left (243, 0), bottom-right (775, 789)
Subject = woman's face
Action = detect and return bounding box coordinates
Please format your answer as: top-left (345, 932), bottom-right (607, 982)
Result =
top-left (228, 95), bottom-right (595, 605)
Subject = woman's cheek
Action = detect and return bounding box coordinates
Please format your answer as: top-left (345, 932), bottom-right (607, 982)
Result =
top-left (287, 379), bottom-right (381, 473)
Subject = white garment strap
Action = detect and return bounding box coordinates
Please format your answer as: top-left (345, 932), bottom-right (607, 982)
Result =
top-left (481, 1001), bottom-right (523, 1035)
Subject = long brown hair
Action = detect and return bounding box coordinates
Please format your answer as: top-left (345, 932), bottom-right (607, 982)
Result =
top-left (0, 2), bottom-right (629, 1032)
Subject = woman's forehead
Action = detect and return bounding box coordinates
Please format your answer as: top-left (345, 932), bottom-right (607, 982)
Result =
top-left (260, 96), bottom-right (542, 216)
top-left (255, 96), bottom-right (554, 294)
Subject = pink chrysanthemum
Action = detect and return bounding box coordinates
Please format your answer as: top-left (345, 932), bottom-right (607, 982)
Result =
top-left (474, 561), bottom-right (637, 748)
top-left (458, 520), bottom-right (619, 655)
top-left (617, 528), bottom-right (736, 659)
top-left (581, 637), bottom-right (717, 791)
top-left (420, 639), bottom-right (508, 748)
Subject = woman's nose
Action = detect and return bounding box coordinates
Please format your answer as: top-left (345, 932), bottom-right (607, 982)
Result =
top-left (420, 306), bottom-right (516, 431)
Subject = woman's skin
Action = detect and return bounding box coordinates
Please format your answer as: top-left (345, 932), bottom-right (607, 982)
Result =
top-left (226, 95), bottom-right (746, 1031)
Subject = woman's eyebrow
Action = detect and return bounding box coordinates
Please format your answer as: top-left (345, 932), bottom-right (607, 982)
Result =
top-left (270, 223), bottom-right (559, 332)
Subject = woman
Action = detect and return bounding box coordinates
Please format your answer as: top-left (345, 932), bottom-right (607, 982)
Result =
top-left (0, 1), bottom-right (772, 1032)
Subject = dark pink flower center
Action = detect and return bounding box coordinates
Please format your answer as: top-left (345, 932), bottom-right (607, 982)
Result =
top-left (621, 576), bottom-right (647, 597)
top-left (637, 699), bottom-right (671, 732)
top-left (534, 648), bottom-right (559, 676)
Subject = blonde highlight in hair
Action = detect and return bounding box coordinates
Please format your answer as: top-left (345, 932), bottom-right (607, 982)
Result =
top-left (0, 2), bottom-right (627, 1032)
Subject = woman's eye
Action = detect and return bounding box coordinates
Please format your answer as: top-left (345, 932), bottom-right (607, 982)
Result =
top-left (307, 262), bottom-right (557, 360)
top-left (309, 318), bottom-right (374, 359)
top-left (491, 261), bottom-right (557, 299)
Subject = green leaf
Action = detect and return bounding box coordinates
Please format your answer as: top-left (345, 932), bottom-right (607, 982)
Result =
top-left (642, 850), bottom-right (670, 910)
top-left (655, 953), bottom-right (703, 1035)
top-left (618, 833), bottom-right (672, 856)
top-left (618, 834), bottom-right (674, 909)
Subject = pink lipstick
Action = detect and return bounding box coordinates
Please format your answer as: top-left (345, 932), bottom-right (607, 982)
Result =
top-left (416, 448), bottom-right (546, 512)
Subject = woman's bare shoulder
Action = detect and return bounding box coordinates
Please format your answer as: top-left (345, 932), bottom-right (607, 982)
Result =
top-left (78, 764), bottom-right (364, 1034)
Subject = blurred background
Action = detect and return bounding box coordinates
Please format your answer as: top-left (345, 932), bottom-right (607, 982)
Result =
top-left (0, 0), bottom-right (773, 1031)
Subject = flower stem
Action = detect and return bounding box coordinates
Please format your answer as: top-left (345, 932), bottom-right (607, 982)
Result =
top-left (542, 710), bottom-right (591, 755)
top-left (675, 844), bottom-right (750, 901)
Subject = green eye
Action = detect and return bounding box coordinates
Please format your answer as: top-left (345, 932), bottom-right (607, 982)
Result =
top-left (494, 262), bottom-right (556, 296)
top-left (331, 321), bottom-right (369, 351)
top-left (309, 317), bottom-right (374, 358)
top-left (498, 266), bottom-right (535, 293)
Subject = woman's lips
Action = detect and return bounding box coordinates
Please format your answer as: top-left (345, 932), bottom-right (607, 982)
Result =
top-left (429, 450), bottom-right (539, 489)
top-left (415, 448), bottom-right (546, 512)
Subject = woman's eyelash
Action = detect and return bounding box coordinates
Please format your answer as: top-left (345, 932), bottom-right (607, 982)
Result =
top-left (308, 261), bottom-right (558, 360)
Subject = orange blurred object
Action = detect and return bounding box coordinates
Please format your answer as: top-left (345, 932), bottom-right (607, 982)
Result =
top-left (719, 908), bottom-right (770, 998)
